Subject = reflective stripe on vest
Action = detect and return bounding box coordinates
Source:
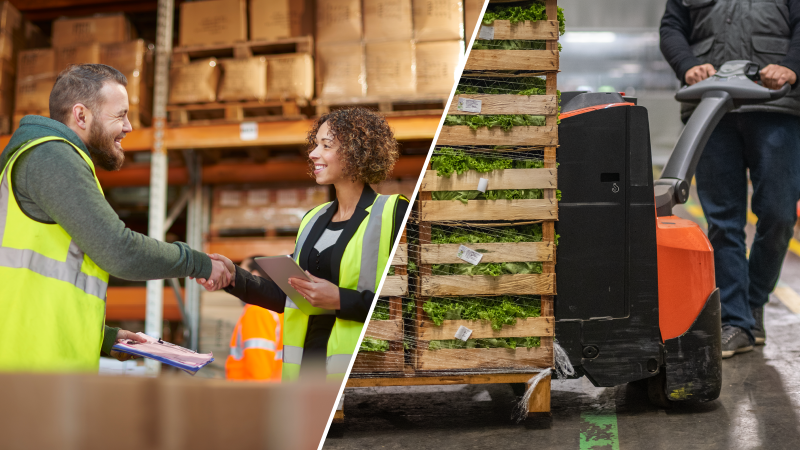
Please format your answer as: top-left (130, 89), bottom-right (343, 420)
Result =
top-left (230, 327), bottom-right (277, 360)
top-left (281, 193), bottom-right (401, 381)
top-left (0, 136), bottom-right (110, 373)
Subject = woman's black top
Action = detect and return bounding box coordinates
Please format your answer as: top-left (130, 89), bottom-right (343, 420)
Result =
top-left (224, 185), bottom-right (408, 378)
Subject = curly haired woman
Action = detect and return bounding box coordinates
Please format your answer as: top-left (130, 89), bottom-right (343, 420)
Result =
top-left (199, 108), bottom-right (409, 381)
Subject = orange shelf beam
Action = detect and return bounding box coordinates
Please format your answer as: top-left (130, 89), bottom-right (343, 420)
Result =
top-left (106, 286), bottom-right (184, 321)
top-left (1, 115), bottom-right (441, 154)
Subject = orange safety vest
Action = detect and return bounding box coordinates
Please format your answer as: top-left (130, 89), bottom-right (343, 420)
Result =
top-left (225, 305), bottom-right (283, 381)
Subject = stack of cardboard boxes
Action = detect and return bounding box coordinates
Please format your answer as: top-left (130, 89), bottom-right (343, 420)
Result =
top-left (14, 13), bottom-right (153, 130)
top-left (316, 0), bottom-right (464, 102)
top-left (169, 0), bottom-right (314, 105)
top-left (0, 2), bottom-right (39, 134)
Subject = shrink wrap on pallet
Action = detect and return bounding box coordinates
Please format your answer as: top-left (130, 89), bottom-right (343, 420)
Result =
top-left (413, 0), bottom-right (464, 42)
top-left (52, 14), bottom-right (134, 48)
top-left (317, 0), bottom-right (362, 43)
top-left (249, 0), bottom-right (313, 41)
top-left (266, 53), bottom-right (314, 100)
top-left (217, 56), bottom-right (267, 102)
top-left (169, 58), bottom-right (220, 104)
top-left (366, 40), bottom-right (415, 96)
top-left (316, 41), bottom-right (365, 99)
top-left (179, 0), bottom-right (247, 47)
top-left (416, 40), bottom-right (462, 94)
top-left (363, 0), bottom-right (412, 42)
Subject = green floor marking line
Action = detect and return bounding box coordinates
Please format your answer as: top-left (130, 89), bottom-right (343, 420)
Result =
top-left (580, 412), bottom-right (620, 450)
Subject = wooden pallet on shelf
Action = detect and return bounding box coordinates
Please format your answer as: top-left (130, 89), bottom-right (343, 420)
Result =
top-left (171, 36), bottom-right (314, 65)
top-left (166, 100), bottom-right (307, 126)
top-left (352, 231), bottom-right (407, 374)
top-left (314, 95), bottom-right (448, 117)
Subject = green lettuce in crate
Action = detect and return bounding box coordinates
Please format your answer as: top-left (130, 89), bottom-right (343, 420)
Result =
top-left (359, 337), bottom-right (390, 352)
top-left (428, 337), bottom-right (541, 350)
top-left (431, 223), bottom-right (544, 244)
top-left (444, 114), bottom-right (546, 131)
top-left (422, 296), bottom-right (541, 330)
top-left (454, 77), bottom-right (547, 96)
top-left (482, 1), bottom-right (566, 36)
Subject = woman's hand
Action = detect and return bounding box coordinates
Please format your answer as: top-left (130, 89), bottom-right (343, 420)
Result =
top-left (289, 271), bottom-right (341, 310)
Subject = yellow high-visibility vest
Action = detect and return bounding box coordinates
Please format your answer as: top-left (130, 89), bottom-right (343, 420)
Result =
top-left (0, 137), bottom-right (109, 372)
top-left (282, 193), bottom-right (402, 381)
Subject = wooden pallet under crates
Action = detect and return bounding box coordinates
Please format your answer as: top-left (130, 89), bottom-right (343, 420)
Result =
top-left (338, 0), bottom-right (560, 428)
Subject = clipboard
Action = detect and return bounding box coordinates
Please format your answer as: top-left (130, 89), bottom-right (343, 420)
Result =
top-left (255, 255), bottom-right (335, 316)
top-left (111, 333), bottom-right (214, 375)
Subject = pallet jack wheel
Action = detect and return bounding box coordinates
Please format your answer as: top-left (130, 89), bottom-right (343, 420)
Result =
top-left (647, 369), bottom-right (673, 409)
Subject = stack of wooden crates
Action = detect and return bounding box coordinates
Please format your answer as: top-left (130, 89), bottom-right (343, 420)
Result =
top-left (346, 0), bottom-right (560, 424)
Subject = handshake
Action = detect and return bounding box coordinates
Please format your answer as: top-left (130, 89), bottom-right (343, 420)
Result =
top-left (193, 253), bottom-right (236, 291)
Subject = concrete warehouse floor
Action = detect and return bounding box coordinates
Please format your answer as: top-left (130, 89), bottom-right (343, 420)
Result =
top-left (323, 190), bottom-right (800, 449)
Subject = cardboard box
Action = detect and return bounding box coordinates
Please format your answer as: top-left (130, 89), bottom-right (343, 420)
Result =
top-left (0, 2), bottom-right (22, 64)
top-left (179, 0), bottom-right (247, 47)
top-left (363, 0), bottom-right (412, 42)
top-left (416, 40), bottom-right (461, 94)
top-left (169, 58), bottom-right (220, 104)
top-left (316, 0), bottom-right (362, 44)
top-left (217, 57), bottom-right (267, 102)
top-left (17, 48), bottom-right (55, 80)
top-left (266, 53), bottom-right (313, 100)
top-left (54, 44), bottom-right (101, 73)
top-left (316, 41), bottom-right (364, 99)
top-left (464, 0), bottom-right (486, 42)
top-left (101, 40), bottom-right (152, 128)
top-left (211, 185), bottom-right (329, 232)
top-left (15, 76), bottom-right (54, 111)
top-left (52, 14), bottom-right (134, 48)
top-left (366, 40), bottom-right (415, 96)
top-left (249, 0), bottom-right (313, 41)
top-left (413, 0), bottom-right (463, 42)
top-left (199, 290), bottom-right (244, 371)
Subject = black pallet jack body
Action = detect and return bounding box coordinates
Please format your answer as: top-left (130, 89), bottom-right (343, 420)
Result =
top-left (555, 60), bottom-right (790, 404)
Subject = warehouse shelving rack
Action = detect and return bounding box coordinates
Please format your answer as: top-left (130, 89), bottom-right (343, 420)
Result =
top-left (4, 0), bottom-right (441, 376)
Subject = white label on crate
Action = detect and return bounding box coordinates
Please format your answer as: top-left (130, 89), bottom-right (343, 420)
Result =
top-left (457, 245), bottom-right (483, 265)
top-left (477, 178), bottom-right (489, 193)
top-left (454, 325), bottom-right (473, 341)
top-left (240, 122), bottom-right (258, 141)
top-left (457, 97), bottom-right (482, 114)
top-left (478, 25), bottom-right (495, 40)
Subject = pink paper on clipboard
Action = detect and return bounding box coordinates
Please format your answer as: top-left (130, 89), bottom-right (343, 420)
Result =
top-left (112, 332), bottom-right (214, 374)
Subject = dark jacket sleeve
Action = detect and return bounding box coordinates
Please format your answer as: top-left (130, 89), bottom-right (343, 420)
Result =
top-left (336, 197), bottom-right (410, 323)
top-left (101, 325), bottom-right (120, 356)
top-left (780, 0), bottom-right (800, 87)
top-left (224, 264), bottom-right (287, 313)
top-left (660, 0), bottom-right (701, 84)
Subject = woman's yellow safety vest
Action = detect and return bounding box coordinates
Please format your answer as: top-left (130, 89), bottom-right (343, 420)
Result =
top-left (0, 137), bottom-right (109, 372)
top-left (282, 193), bottom-right (401, 381)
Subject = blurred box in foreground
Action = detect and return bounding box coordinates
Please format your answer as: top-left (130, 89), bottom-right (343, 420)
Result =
top-left (363, 0), bottom-right (412, 42)
top-left (179, 0), bottom-right (247, 47)
top-left (169, 58), bottom-right (220, 104)
top-left (316, 41), bottom-right (364, 99)
top-left (217, 57), bottom-right (267, 102)
top-left (413, 0), bottom-right (463, 42)
top-left (316, 0), bottom-right (362, 44)
top-left (415, 40), bottom-right (462, 94)
top-left (0, 373), bottom-right (337, 450)
top-left (266, 53), bottom-right (314, 100)
top-left (366, 40), bottom-right (415, 96)
top-left (249, 0), bottom-right (313, 41)
top-left (52, 14), bottom-right (135, 48)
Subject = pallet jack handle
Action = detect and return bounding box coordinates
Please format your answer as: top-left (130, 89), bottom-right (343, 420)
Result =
top-left (654, 60), bottom-right (791, 216)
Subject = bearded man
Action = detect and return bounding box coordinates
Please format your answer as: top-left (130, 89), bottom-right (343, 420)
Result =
top-left (0, 64), bottom-right (230, 372)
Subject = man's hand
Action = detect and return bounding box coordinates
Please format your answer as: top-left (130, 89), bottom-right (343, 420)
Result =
top-left (289, 272), bottom-right (341, 310)
top-left (108, 329), bottom-right (147, 362)
top-left (195, 255), bottom-right (234, 291)
top-left (685, 64), bottom-right (716, 85)
top-left (760, 64), bottom-right (797, 90)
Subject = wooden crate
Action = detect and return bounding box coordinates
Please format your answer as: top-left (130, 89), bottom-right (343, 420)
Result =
top-left (171, 36), bottom-right (313, 65)
top-left (166, 100), bottom-right (306, 126)
top-left (351, 232), bottom-right (407, 374)
top-left (314, 95), bottom-right (448, 117)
